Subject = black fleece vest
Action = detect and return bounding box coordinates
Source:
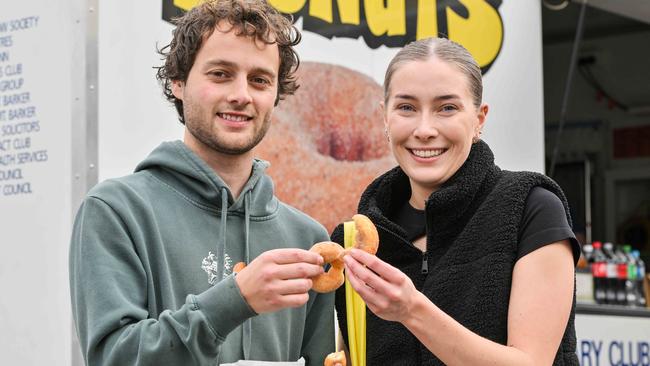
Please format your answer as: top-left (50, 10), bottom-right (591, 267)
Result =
top-left (334, 141), bottom-right (578, 365)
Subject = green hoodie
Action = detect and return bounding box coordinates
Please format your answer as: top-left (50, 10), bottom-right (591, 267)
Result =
top-left (70, 141), bottom-right (334, 366)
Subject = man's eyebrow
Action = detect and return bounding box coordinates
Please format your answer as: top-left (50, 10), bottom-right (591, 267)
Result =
top-left (203, 59), bottom-right (277, 79)
top-left (204, 59), bottom-right (236, 69)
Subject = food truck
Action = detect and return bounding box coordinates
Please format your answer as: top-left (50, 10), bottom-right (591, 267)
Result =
top-left (0, 1), bottom-right (648, 365)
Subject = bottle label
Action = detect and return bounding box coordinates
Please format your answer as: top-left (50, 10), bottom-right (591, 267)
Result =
top-left (628, 264), bottom-right (637, 280)
top-left (617, 263), bottom-right (628, 279)
top-left (607, 263), bottom-right (617, 278)
top-left (592, 262), bottom-right (606, 278)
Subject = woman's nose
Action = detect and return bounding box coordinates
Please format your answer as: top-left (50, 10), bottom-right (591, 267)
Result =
top-left (413, 115), bottom-right (439, 140)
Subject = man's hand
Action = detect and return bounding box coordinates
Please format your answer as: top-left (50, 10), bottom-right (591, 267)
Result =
top-left (235, 248), bottom-right (324, 314)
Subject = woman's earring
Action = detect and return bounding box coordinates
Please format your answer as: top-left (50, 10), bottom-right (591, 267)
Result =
top-left (472, 130), bottom-right (481, 144)
top-left (385, 128), bottom-right (390, 142)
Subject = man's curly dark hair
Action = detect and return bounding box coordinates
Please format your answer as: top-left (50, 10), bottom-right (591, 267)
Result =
top-left (155, 0), bottom-right (301, 124)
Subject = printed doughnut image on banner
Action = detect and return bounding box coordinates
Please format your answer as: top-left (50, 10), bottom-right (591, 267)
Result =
top-left (160, 0), bottom-right (506, 232)
top-left (162, 0), bottom-right (504, 73)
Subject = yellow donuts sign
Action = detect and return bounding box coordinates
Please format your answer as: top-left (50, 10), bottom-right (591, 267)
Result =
top-left (162, 0), bottom-right (504, 72)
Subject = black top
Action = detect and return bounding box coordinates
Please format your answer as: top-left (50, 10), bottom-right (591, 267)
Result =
top-left (392, 186), bottom-right (580, 262)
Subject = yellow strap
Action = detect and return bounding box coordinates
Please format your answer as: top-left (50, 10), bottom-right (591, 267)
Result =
top-left (344, 221), bottom-right (366, 366)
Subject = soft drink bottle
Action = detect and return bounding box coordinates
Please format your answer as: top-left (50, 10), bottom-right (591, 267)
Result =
top-left (632, 250), bottom-right (647, 307)
top-left (603, 242), bottom-right (618, 305)
top-left (623, 245), bottom-right (637, 306)
top-left (614, 245), bottom-right (629, 305)
top-left (591, 241), bottom-right (607, 305)
top-left (581, 243), bottom-right (593, 269)
top-left (615, 245), bottom-right (628, 305)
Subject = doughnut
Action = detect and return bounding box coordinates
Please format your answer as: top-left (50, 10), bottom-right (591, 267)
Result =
top-left (352, 214), bottom-right (379, 256)
top-left (310, 214), bottom-right (379, 293)
top-left (233, 261), bottom-right (246, 274)
top-left (310, 242), bottom-right (346, 293)
top-left (324, 350), bottom-right (346, 366)
top-left (255, 62), bottom-right (396, 233)
top-left (233, 214), bottom-right (379, 293)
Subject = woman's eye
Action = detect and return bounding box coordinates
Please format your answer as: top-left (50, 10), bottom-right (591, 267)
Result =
top-left (440, 104), bottom-right (458, 113)
top-left (397, 104), bottom-right (415, 112)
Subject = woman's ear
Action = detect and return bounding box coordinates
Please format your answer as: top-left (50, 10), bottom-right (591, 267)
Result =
top-left (380, 101), bottom-right (390, 138)
top-left (477, 103), bottom-right (489, 131)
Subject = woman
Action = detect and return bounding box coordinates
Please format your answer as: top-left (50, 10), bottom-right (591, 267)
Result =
top-left (333, 38), bottom-right (580, 365)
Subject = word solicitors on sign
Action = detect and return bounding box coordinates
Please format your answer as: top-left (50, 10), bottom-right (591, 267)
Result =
top-left (162, 0), bottom-right (504, 72)
top-left (0, 15), bottom-right (46, 197)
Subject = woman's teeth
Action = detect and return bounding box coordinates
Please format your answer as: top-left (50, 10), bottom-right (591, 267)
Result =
top-left (411, 149), bottom-right (444, 158)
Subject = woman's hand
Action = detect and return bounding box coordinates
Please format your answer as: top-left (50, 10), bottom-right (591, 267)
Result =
top-left (343, 248), bottom-right (419, 323)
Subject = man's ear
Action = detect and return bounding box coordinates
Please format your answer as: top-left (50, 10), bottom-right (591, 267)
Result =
top-left (171, 80), bottom-right (184, 100)
top-left (380, 101), bottom-right (388, 130)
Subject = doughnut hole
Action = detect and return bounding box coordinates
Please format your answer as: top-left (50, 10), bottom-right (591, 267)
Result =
top-left (256, 62), bottom-right (396, 232)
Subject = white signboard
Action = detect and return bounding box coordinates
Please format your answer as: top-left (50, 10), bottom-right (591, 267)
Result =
top-left (576, 313), bottom-right (650, 366)
top-left (0, 2), bottom-right (82, 365)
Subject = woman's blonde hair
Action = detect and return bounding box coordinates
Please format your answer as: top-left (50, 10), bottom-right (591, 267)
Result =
top-left (383, 37), bottom-right (482, 108)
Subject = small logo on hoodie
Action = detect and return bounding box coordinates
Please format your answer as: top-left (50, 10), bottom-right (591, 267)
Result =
top-left (201, 251), bottom-right (233, 285)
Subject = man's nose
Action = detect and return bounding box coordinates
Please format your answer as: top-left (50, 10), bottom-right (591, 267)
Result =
top-left (226, 76), bottom-right (253, 106)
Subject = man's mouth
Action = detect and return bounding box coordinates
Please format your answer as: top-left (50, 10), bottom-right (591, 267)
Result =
top-left (410, 148), bottom-right (446, 158)
top-left (217, 112), bottom-right (252, 122)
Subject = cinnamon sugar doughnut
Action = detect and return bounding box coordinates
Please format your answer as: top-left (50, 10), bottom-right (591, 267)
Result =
top-left (352, 214), bottom-right (379, 256)
top-left (310, 242), bottom-right (345, 293)
top-left (234, 215), bottom-right (378, 293)
top-left (233, 261), bottom-right (246, 274)
top-left (310, 214), bottom-right (379, 293)
top-left (255, 62), bottom-right (395, 233)
top-left (324, 350), bottom-right (346, 366)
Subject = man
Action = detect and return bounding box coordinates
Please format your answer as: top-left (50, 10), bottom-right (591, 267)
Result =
top-left (69, 1), bottom-right (334, 365)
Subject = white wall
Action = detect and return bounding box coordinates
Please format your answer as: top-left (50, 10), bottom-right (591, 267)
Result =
top-left (0, 1), bottom-right (82, 365)
top-left (98, 1), bottom-right (182, 181)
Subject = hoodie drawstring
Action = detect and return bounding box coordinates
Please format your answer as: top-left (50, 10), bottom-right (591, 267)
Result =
top-left (216, 187), bottom-right (253, 360)
top-left (217, 187), bottom-right (229, 282)
top-left (242, 191), bottom-right (252, 359)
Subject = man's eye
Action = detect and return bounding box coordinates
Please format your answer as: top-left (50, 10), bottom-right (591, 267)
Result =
top-left (252, 77), bottom-right (270, 85)
top-left (209, 71), bottom-right (227, 78)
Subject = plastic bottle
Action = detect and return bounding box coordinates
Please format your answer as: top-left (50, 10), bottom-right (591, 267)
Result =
top-left (623, 245), bottom-right (637, 306)
top-left (602, 242), bottom-right (619, 305)
top-left (632, 250), bottom-right (647, 308)
top-left (591, 242), bottom-right (607, 304)
top-left (613, 245), bottom-right (629, 305)
top-left (581, 243), bottom-right (594, 268)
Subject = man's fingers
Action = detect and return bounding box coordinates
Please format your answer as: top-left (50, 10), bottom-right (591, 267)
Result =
top-left (266, 248), bottom-right (324, 265)
top-left (275, 278), bottom-right (314, 295)
top-left (274, 262), bottom-right (324, 279)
